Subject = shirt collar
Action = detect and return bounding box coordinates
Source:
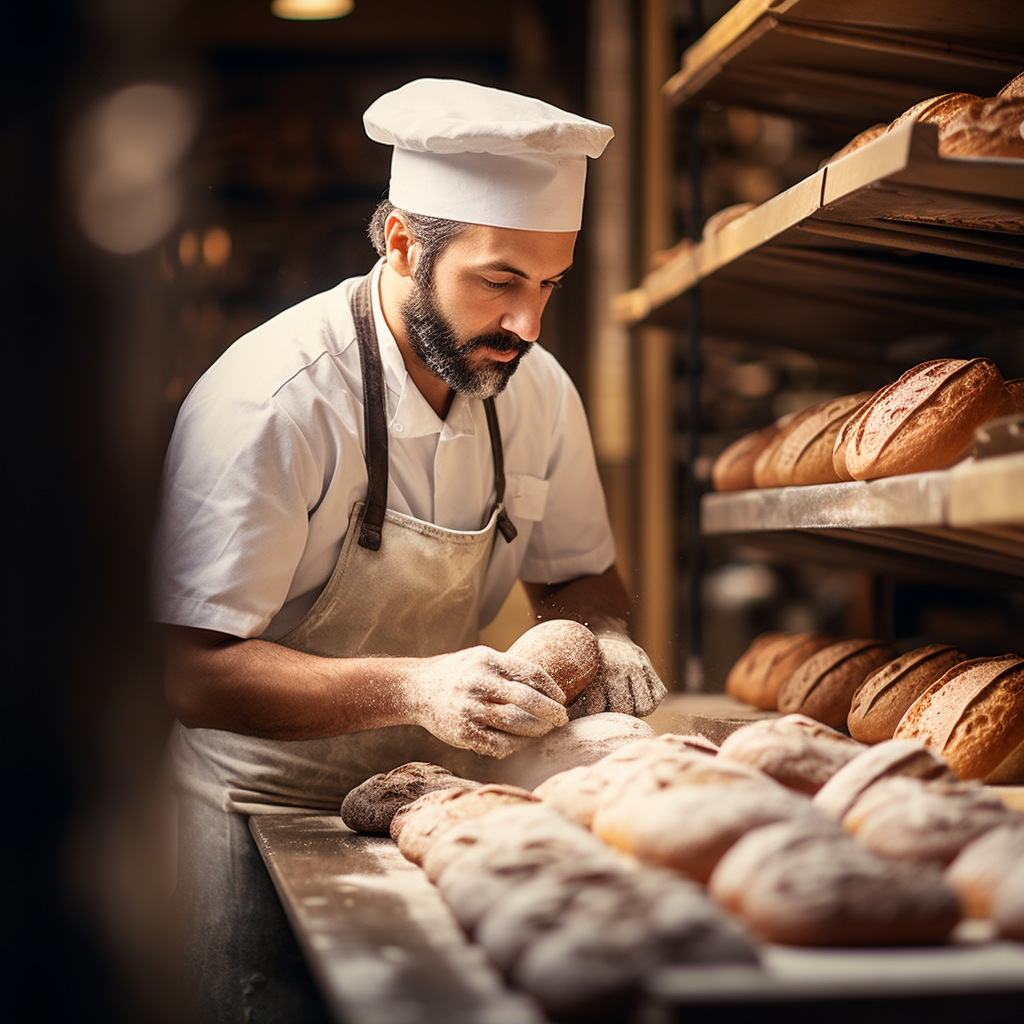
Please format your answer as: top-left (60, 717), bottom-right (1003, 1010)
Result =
top-left (370, 259), bottom-right (479, 441)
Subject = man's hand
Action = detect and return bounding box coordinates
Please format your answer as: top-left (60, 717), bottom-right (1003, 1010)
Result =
top-left (567, 634), bottom-right (667, 720)
top-left (406, 646), bottom-right (569, 758)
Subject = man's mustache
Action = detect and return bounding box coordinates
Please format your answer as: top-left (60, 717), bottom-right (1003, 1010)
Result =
top-left (462, 333), bottom-right (533, 357)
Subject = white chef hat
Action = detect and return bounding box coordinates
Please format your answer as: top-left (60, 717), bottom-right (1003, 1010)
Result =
top-left (363, 78), bottom-right (613, 232)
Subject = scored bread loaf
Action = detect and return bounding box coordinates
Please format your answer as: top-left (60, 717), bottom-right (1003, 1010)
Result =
top-left (507, 619), bottom-right (601, 703)
top-left (848, 644), bottom-right (968, 744)
top-left (998, 71), bottom-right (1024, 99)
top-left (776, 637), bottom-right (897, 730)
top-left (887, 92), bottom-right (979, 134)
top-left (938, 96), bottom-right (1024, 158)
top-left (893, 654), bottom-right (1024, 783)
top-left (725, 630), bottom-right (836, 710)
top-left (761, 392), bottom-right (874, 487)
top-left (833, 358), bottom-right (1005, 480)
top-left (711, 421), bottom-right (784, 492)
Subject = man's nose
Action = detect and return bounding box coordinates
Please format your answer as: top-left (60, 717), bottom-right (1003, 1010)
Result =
top-left (500, 293), bottom-right (545, 343)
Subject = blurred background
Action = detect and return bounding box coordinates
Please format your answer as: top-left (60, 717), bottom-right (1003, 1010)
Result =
top-left (9, 2), bottom-right (1021, 1021)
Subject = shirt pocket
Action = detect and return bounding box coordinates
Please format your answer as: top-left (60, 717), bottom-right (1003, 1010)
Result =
top-left (503, 473), bottom-right (549, 523)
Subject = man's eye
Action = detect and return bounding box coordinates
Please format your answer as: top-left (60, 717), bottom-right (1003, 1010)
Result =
top-left (483, 278), bottom-right (513, 289)
top-left (543, 279), bottom-right (563, 291)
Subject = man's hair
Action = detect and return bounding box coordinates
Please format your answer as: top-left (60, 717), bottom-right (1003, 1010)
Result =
top-left (368, 199), bottom-right (468, 286)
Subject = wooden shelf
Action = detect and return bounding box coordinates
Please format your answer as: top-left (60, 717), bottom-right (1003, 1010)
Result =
top-left (702, 452), bottom-right (1024, 586)
top-left (665, 0), bottom-right (1023, 128)
top-left (614, 120), bottom-right (1024, 354)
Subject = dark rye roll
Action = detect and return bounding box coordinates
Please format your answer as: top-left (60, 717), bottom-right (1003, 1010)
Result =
top-left (894, 654), bottom-right (1024, 783)
top-left (848, 644), bottom-right (968, 744)
top-left (776, 638), bottom-right (898, 731)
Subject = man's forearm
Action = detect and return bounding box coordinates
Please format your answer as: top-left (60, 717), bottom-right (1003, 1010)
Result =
top-left (523, 565), bottom-right (633, 638)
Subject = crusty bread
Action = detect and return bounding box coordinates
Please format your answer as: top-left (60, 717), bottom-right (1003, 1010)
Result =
top-left (848, 644), bottom-right (968, 744)
top-left (725, 630), bottom-right (836, 710)
top-left (776, 638), bottom-right (898, 730)
top-left (938, 96), bottom-right (1024, 158)
top-left (836, 358), bottom-right (1005, 480)
top-left (999, 71), bottom-right (1024, 99)
top-left (717, 714), bottom-right (865, 793)
top-left (711, 421), bottom-right (783, 491)
top-left (765, 391), bottom-right (875, 487)
top-left (819, 123), bottom-right (887, 167)
top-left (888, 92), bottom-right (979, 133)
top-left (893, 654), bottom-right (1024, 782)
top-left (508, 619), bottom-right (601, 703)
top-left (995, 378), bottom-right (1024, 416)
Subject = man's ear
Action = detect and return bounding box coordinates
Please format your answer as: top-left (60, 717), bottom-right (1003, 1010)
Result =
top-left (384, 212), bottom-right (420, 278)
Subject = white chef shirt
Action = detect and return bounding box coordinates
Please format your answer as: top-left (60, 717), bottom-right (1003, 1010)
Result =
top-left (152, 260), bottom-right (616, 641)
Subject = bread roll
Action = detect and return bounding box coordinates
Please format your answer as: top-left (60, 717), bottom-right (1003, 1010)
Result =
top-left (841, 775), bottom-right (1013, 866)
top-left (836, 358), bottom-right (1005, 480)
top-left (508, 619), bottom-right (601, 703)
top-left (711, 421), bottom-right (783, 491)
top-left (945, 819), bottom-right (1024, 918)
top-left (716, 714), bottom-right (865, 793)
top-left (848, 644), bottom-right (968, 744)
top-left (339, 761), bottom-right (479, 834)
top-left (893, 654), bottom-right (1024, 782)
top-left (767, 391), bottom-right (875, 487)
top-left (812, 738), bottom-right (955, 821)
top-left (776, 638), bottom-right (898, 730)
top-left (938, 96), bottom-right (1024, 158)
top-left (725, 630), bottom-right (836, 710)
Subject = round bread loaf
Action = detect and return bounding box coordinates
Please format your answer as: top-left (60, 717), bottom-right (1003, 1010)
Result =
top-left (594, 779), bottom-right (816, 883)
top-left (716, 714), bottom-right (865, 793)
top-left (339, 761), bottom-right (479, 834)
top-left (938, 96), bottom-right (1024, 158)
top-left (711, 818), bottom-right (961, 946)
top-left (999, 71), bottom-right (1024, 99)
top-left (812, 738), bottom-right (955, 821)
top-left (390, 783), bottom-right (540, 865)
top-left (945, 819), bottom-right (1024, 918)
top-left (841, 775), bottom-right (1013, 866)
top-left (490, 712), bottom-right (656, 791)
top-left (725, 630), bottom-right (836, 710)
top-left (777, 638), bottom-right (898, 730)
top-left (507, 619), bottom-right (602, 703)
top-left (848, 644), bottom-right (968, 743)
top-left (887, 92), bottom-right (979, 133)
top-left (893, 654), bottom-right (1024, 782)
top-left (836, 358), bottom-right (1005, 480)
top-left (993, 862), bottom-right (1024, 941)
top-left (765, 391), bottom-right (875, 487)
top-left (711, 421), bottom-right (784, 492)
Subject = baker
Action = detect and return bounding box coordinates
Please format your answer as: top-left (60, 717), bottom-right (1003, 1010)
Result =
top-left (152, 78), bottom-right (665, 1022)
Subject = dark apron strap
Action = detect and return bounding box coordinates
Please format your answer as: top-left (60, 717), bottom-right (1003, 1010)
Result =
top-left (349, 272), bottom-right (516, 550)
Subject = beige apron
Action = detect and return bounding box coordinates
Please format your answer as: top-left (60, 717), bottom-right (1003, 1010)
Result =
top-left (171, 273), bottom-right (517, 1024)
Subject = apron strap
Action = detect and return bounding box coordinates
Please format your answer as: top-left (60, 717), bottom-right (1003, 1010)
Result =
top-left (351, 274), bottom-right (388, 551)
top-left (350, 271), bottom-right (517, 549)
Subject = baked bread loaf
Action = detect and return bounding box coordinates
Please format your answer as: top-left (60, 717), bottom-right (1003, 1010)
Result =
top-left (812, 738), bottom-right (955, 821)
top-left (999, 71), bottom-right (1024, 99)
top-left (702, 201), bottom-right (757, 239)
top-left (716, 714), bottom-right (865, 793)
top-left (819, 123), bottom-right (886, 167)
top-left (339, 761), bottom-right (479, 834)
top-left (507, 619), bottom-right (601, 703)
top-left (390, 782), bottom-right (540, 865)
top-left (840, 775), bottom-right (1013, 866)
top-left (776, 637), bottom-right (898, 730)
top-left (725, 630), bottom-right (836, 710)
top-left (833, 358), bottom-right (1005, 481)
top-left (938, 96), bottom-right (1024, 158)
top-left (893, 654), bottom-right (1024, 782)
top-left (995, 378), bottom-right (1024, 416)
top-left (945, 819), bottom-right (1024, 918)
top-left (760, 391), bottom-right (874, 487)
top-left (848, 644), bottom-right (968, 743)
top-left (711, 421), bottom-right (784, 492)
top-left (888, 92), bottom-right (979, 133)
top-left (708, 818), bottom-right (961, 946)
top-left (491, 712), bottom-right (656, 791)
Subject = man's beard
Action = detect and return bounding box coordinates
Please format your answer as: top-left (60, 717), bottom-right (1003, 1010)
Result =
top-left (401, 276), bottom-right (532, 399)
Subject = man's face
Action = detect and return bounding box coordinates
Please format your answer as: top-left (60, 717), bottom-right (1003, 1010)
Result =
top-left (401, 224), bottom-right (576, 399)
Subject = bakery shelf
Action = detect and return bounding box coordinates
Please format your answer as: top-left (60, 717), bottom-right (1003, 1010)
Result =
top-left (702, 452), bottom-right (1024, 585)
top-left (613, 119), bottom-right (1024, 354)
top-left (665, 0), bottom-right (1024, 128)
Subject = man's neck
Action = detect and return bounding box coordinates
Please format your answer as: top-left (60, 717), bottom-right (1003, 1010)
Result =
top-left (378, 263), bottom-right (454, 419)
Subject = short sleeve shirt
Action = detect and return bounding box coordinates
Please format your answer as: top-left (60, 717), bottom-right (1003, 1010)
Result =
top-left (151, 261), bottom-right (616, 640)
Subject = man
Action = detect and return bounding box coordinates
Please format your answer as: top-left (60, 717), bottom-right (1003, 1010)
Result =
top-left (153, 78), bottom-right (665, 1023)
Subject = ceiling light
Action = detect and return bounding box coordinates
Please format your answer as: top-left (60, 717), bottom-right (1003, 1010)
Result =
top-left (271, 0), bottom-right (354, 20)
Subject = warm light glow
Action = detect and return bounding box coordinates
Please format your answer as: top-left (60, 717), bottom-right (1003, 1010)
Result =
top-left (203, 225), bottom-right (232, 268)
top-left (178, 229), bottom-right (199, 267)
top-left (271, 0), bottom-right (354, 20)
